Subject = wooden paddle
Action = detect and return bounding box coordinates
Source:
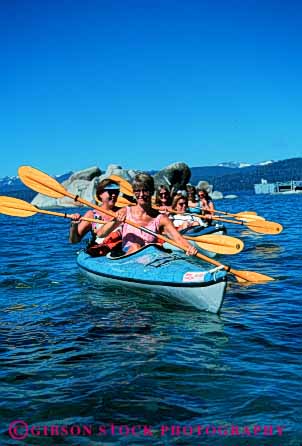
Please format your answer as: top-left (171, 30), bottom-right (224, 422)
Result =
top-left (17, 166), bottom-right (274, 283)
top-left (0, 196), bottom-right (242, 255)
top-left (0, 196), bottom-right (108, 224)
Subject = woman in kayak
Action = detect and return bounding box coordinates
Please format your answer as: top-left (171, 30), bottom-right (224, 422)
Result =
top-left (197, 188), bottom-right (214, 224)
top-left (69, 179), bottom-right (120, 245)
top-left (155, 184), bottom-right (172, 213)
top-left (186, 185), bottom-right (199, 211)
top-left (100, 173), bottom-right (198, 256)
top-left (169, 194), bottom-right (206, 231)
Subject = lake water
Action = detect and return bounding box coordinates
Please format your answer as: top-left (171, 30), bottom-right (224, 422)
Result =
top-left (0, 193), bottom-right (301, 446)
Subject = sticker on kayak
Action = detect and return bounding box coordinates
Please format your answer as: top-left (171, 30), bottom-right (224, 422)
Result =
top-left (183, 271), bottom-right (206, 282)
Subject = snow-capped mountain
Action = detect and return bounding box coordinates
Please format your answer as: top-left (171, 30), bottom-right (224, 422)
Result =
top-left (0, 172), bottom-right (72, 200)
top-left (217, 160), bottom-right (274, 168)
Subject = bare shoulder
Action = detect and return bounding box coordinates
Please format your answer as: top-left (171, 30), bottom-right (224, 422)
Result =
top-left (84, 209), bottom-right (94, 218)
top-left (159, 213), bottom-right (172, 226)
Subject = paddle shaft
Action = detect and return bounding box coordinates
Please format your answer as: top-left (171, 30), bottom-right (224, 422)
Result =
top-left (31, 208), bottom-right (239, 251)
top-left (142, 201), bottom-right (266, 230)
top-left (112, 176), bottom-right (260, 221)
top-left (0, 195), bottom-right (242, 254)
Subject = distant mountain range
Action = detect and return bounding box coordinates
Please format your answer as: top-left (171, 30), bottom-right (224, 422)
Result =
top-left (1, 158), bottom-right (301, 198)
top-left (0, 172), bottom-right (72, 201)
top-left (190, 158), bottom-right (302, 192)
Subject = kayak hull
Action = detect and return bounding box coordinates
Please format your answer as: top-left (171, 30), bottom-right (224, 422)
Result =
top-left (77, 245), bottom-right (227, 313)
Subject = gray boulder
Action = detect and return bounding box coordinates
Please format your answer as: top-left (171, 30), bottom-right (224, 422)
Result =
top-left (211, 191), bottom-right (224, 200)
top-left (57, 178), bottom-right (100, 207)
top-left (98, 164), bottom-right (136, 183)
top-left (197, 180), bottom-right (213, 194)
top-left (64, 166), bottom-right (101, 187)
top-left (154, 162), bottom-right (191, 192)
top-left (31, 194), bottom-right (58, 208)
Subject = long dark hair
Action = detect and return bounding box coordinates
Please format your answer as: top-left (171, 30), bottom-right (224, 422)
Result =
top-left (155, 185), bottom-right (172, 206)
top-left (198, 189), bottom-right (212, 202)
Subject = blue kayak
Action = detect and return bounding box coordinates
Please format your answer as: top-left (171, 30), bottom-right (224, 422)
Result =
top-left (77, 244), bottom-right (227, 313)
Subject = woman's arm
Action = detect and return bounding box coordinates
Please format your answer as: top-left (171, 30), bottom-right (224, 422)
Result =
top-left (160, 215), bottom-right (198, 255)
top-left (96, 207), bottom-right (127, 238)
top-left (69, 210), bottom-right (93, 243)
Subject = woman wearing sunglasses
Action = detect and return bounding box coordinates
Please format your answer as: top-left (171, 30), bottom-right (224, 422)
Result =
top-left (155, 185), bottom-right (172, 213)
top-left (169, 194), bottom-right (205, 231)
top-left (69, 179), bottom-right (120, 247)
top-left (100, 173), bottom-right (198, 256)
top-left (197, 189), bottom-right (214, 224)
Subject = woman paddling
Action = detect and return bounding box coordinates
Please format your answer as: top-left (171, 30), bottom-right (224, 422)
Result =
top-left (197, 188), bottom-right (214, 224)
top-left (69, 179), bottom-right (120, 251)
top-left (169, 194), bottom-right (205, 231)
top-left (100, 173), bottom-right (198, 256)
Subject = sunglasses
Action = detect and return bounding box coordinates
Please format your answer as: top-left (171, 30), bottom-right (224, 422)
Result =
top-left (159, 192), bottom-right (169, 197)
top-left (178, 202), bottom-right (187, 207)
top-left (104, 189), bottom-right (119, 195)
top-left (133, 189), bottom-right (150, 195)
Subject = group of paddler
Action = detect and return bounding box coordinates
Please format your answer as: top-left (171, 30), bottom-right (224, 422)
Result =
top-left (0, 166), bottom-right (284, 284)
top-left (69, 173), bottom-right (206, 257)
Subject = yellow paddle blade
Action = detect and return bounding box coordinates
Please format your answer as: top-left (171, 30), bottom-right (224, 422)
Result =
top-left (18, 166), bottom-right (66, 199)
top-left (194, 251), bottom-right (274, 282)
top-left (208, 214), bottom-right (283, 235)
top-left (187, 238), bottom-right (242, 255)
top-left (0, 196), bottom-right (37, 217)
top-left (245, 220), bottom-right (283, 234)
top-left (215, 210), bottom-right (259, 218)
top-left (235, 211), bottom-right (257, 216)
top-left (0, 196), bottom-right (112, 224)
top-left (235, 212), bottom-right (259, 218)
top-left (108, 174), bottom-right (134, 196)
top-left (185, 234), bottom-right (244, 255)
top-left (230, 268), bottom-right (275, 283)
top-left (235, 214), bottom-right (265, 222)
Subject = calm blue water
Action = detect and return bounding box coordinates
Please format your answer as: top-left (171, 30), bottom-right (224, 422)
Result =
top-left (0, 194), bottom-right (301, 446)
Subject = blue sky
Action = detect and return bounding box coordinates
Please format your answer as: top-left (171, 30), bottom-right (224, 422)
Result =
top-left (1, 0), bottom-right (301, 177)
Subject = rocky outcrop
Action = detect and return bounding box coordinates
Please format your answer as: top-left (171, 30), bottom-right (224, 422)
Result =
top-left (30, 165), bottom-right (138, 208)
top-left (65, 166), bottom-right (101, 183)
top-left (196, 180), bottom-right (223, 200)
top-left (31, 166), bottom-right (101, 208)
top-left (153, 162), bottom-right (191, 192)
top-left (30, 162), bottom-right (224, 207)
top-left (211, 191), bottom-right (223, 200)
top-left (98, 164), bottom-right (136, 183)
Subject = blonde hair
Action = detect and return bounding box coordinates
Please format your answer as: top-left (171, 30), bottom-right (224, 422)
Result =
top-left (132, 172), bottom-right (155, 195)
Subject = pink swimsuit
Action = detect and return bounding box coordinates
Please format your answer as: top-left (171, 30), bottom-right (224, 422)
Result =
top-left (122, 207), bottom-right (162, 251)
